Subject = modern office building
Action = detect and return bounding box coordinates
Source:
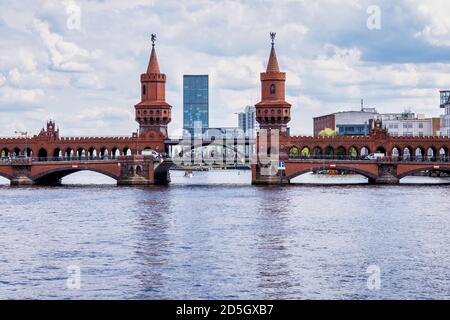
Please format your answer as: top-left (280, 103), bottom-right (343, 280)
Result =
top-left (237, 106), bottom-right (258, 138)
top-left (440, 90), bottom-right (450, 136)
top-left (313, 108), bottom-right (378, 137)
top-left (314, 107), bottom-right (439, 137)
top-left (382, 112), bottom-right (440, 137)
top-left (183, 75), bottom-right (209, 136)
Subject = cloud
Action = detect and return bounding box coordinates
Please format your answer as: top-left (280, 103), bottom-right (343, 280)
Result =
top-left (412, 0), bottom-right (450, 46)
top-left (0, 86), bottom-right (44, 104)
top-left (32, 18), bottom-right (100, 72)
top-left (0, 0), bottom-right (449, 137)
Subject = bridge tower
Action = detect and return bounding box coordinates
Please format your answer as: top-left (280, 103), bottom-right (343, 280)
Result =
top-left (255, 32), bottom-right (292, 132)
top-left (253, 33), bottom-right (292, 184)
top-left (135, 34), bottom-right (172, 138)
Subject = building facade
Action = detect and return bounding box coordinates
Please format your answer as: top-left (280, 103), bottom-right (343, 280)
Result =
top-left (382, 112), bottom-right (440, 137)
top-left (314, 108), bottom-right (439, 137)
top-left (441, 90), bottom-right (450, 137)
top-left (313, 109), bottom-right (377, 137)
top-left (183, 75), bottom-right (209, 135)
top-left (237, 106), bottom-right (258, 138)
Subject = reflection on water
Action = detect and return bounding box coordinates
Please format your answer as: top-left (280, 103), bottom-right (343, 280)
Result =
top-left (0, 170), bottom-right (449, 299)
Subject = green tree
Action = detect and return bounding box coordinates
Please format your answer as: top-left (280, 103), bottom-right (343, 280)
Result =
top-left (319, 128), bottom-right (338, 137)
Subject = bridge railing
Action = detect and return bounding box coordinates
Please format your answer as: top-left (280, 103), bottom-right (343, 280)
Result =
top-left (0, 155), bottom-right (160, 164)
top-left (288, 155), bottom-right (450, 163)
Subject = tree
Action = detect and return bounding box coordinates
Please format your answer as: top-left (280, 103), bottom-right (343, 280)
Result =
top-left (319, 128), bottom-right (338, 137)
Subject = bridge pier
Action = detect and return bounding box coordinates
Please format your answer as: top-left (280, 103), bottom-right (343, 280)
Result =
top-left (251, 163), bottom-right (289, 185)
top-left (10, 161), bottom-right (34, 186)
top-left (369, 164), bottom-right (400, 185)
top-left (116, 156), bottom-right (155, 186)
top-left (10, 176), bottom-right (34, 186)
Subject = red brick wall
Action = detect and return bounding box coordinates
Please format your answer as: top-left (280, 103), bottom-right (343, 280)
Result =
top-left (313, 114), bottom-right (335, 137)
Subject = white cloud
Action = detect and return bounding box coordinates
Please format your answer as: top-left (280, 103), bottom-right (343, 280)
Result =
top-left (412, 0), bottom-right (450, 46)
top-left (0, 86), bottom-right (44, 104)
top-left (0, 0), bottom-right (449, 137)
top-left (32, 18), bottom-right (100, 72)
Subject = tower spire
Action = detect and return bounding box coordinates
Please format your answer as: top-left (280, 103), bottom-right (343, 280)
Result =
top-left (266, 32), bottom-right (280, 73)
top-left (147, 33), bottom-right (161, 74)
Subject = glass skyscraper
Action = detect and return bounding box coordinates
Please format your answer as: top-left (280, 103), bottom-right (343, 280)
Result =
top-left (183, 75), bottom-right (209, 136)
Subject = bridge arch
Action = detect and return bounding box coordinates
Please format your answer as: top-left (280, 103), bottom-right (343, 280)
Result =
top-left (391, 146), bottom-right (402, 158)
top-left (415, 147), bottom-right (425, 160)
top-left (88, 147), bottom-right (97, 159)
top-left (336, 146), bottom-right (346, 158)
top-left (426, 147), bottom-right (436, 160)
top-left (1, 148), bottom-right (9, 157)
top-left (439, 147), bottom-right (448, 160)
top-left (324, 146), bottom-right (334, 157)
top-left (100, 147), bottom-right (109, 159)
top-left (122, 147), bottom-right (132, 156)
top-left (360, 147), bottom-right (370, 157)
top-left (312, 146), bottom-right (322, 156)
top-left (403, 147), bottom-right (413, 160)
top-left (153, 161), bottom-right (175, 184)
top-left (398, 166), bottom-right (450, 180)
top-left (348, 146), bottom-right (358, 158)
top-left (65, 147), bottom-right (74, 159)
top-left (286, 165), bottom-right (378, 181)
top-left (38, 148), bottom-right (48, 160)
top-left (300, 146), bottom-right (310, 156)
top-left (76, 148), bottom-right (86, 159)
top-left (53, 148), bottom-right (62, 158)
top-left (32, 167), bottom-right (120, 185)
top-left (289, 146), bottom-right (299, 157)
top-left (111, 147), bottom-right (120, 159)
top-left (0, 170), bottom-right (13, 181)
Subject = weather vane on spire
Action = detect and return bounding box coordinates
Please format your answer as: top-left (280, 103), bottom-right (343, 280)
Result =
top-left (270, 32), bottom-right (276, 48)
top-left (151, 33), bottom-right (157, 47)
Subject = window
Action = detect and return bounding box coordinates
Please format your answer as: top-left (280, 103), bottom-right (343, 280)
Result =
top-left (419, 123), bottom-right (424, 129)
top-left (142, 85), bottom-right (146, 95)
top-left (270, 84), bottom-right (276, 94)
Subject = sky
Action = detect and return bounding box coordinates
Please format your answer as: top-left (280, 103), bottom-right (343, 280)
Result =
top-left (1, 0), bottom-right (450, 137)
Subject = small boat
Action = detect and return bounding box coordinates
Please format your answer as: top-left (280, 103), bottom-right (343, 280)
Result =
top-left (184, 170), bottom-right (193, 178)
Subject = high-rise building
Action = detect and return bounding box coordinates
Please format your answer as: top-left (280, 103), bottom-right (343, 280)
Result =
top-left (237, 106), bottom-right (258, 138)
top-left (440, 90), bottom-right (450, 136)
top-left (183, 75), bottom-right (209, 136)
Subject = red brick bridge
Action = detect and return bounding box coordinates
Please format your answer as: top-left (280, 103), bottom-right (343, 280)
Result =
top-left (251, 35), bottom-right (450, 184)
top-left (1, 34), bottom-right (450, 186)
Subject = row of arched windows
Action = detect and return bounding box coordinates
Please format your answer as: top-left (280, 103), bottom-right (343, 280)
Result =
top-left (289, 146), bottom-right (449, 160)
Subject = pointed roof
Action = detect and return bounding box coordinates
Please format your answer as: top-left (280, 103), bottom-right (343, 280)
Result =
top-left (266, 46), bottom-right (280, 73)
top-left (147, 46), bottom-right (161, 74)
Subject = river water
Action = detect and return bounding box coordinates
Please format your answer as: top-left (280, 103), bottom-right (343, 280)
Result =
top-left (0, 171), bottom-right (449, 299)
